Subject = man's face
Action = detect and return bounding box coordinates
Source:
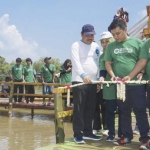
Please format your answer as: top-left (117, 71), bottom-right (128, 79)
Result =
top-left (101, 39), bottom-right (110, 49)
top-left (26, 61), bottom-right (31, 65)
top-left (45, 59), bottom-right (50, 64)
top-left (111, 27), bottom-right (127, 43)
top-left (16, 61), bottom-right (21, 66)
top-left (81, 34), bottom-right (94, 45)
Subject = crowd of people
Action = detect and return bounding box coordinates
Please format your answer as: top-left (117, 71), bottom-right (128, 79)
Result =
top-left (1, 7), bottom-right (150, 150)
top-left (70, 19), bottom-right (150, 150)
top-left (1, 56), bottom-right (72, 106)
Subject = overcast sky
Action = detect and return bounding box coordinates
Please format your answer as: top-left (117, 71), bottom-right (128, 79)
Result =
top-left (0, 0), bottom-right (149, 63)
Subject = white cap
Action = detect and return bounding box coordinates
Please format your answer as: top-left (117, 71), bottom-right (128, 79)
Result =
top-left (100, 31), bottom-right (113, 40)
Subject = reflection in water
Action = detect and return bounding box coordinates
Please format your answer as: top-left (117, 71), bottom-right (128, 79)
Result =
top-left (0, 108), bottom-right (73, 150)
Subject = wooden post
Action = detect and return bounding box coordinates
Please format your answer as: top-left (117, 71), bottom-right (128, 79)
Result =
top-left (31, 108), bottom-right (34, 119)
top-left (8, 81), bottom-right (14, 117)
top-left (54, 93), bottom-right (65, 143)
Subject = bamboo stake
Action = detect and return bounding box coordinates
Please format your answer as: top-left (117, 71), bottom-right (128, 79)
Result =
top-left (8, 81), bottom-right (14, 117)
top-left (54, 93), bottom-right (65, 143)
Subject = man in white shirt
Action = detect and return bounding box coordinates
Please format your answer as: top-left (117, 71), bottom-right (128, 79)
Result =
top-left (71, 24), bottom-right (101, 144)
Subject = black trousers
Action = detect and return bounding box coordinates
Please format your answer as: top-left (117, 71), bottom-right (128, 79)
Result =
top-left (25, 85), bottom-right (35, 103)
top-left (93, 89), bottom-right (107, 130)
top-left (72, 82), bottom-right (97, 137)
top-left (117, 85), bottom-right (149, 141)
top-left (14, 80), bottom-right (24, 102)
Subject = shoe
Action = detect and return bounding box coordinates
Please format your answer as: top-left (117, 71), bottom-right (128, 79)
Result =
top-left (139, 140), bottom-right (150, 150)
top-left (74, 136), bottom-right (85, 144)
top-left (103, 130), bottom-right (109, 136)
top-left (114, 137), bottom-right (131, 145)
top-left (83, 134), bottom-right (102, 141)
top-left (106, 136), bottom-right (115, 142)
top-left (133, 125), bottom-right (140, 135)
top-left (93, 129), bottom-right (103, 135)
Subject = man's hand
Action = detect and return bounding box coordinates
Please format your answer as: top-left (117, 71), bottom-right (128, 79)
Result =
top-left (97, 84), bottom-right (101, 93)
top-left (111, 76), bottom-right (118, 81)
top-left (99, 77), bottom-right (104, 84)
top-left (82, 76), bottom-right (92, 84)
top-left (123, 76), bottom-right (131, 81)
top-left (42, 81), bottom-right (45, 85)
top-left (137, 73), bottom-right (143, 81)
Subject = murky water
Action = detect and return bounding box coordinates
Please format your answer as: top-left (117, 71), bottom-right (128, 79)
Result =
top-left (0, 108), bottom-right (73, 150)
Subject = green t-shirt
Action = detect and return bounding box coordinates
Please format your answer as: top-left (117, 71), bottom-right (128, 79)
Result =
top-left (24, 65), bottom-right (34, 82)
top-left (60, 66), bottom-right (72, 84)
top-left (99, 53), bottom-right (116, 100)
top-left (139, 38), bottom-right (150, 79)
top-left (99, 53), bottom-right (105, 70)
top-left (104, 37), bottom-right (143, 80)
top-left (41, 64), bottom-right (56, 82)
top-left (9, 64), bottom-right (24, 81)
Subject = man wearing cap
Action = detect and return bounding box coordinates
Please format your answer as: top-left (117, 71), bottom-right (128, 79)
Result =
top-left (23, 58), bottom-right (35, 104)
top-left (71, 24), bottom-right (101, 144)
top-left (8, 58), bottom-right (24, 103)
top-left (40, 57), bottom-right (56, 106)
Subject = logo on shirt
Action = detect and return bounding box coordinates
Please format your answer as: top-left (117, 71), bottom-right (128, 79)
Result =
top-left (95, 49), bottom-right (99, 56)
top-left (15, 68), bottom-right (22, 70)
top-left (114, 48), bottom-right (133, 54)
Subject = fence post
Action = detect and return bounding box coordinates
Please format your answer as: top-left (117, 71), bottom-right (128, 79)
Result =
top-left (8, 81), bottom-right (14, 117)
top-left (54, 93), bottom-right (65, 143)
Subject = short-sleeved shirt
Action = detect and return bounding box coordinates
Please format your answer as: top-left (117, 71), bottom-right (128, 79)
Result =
top-left (41, 64), bottom-right (56, 82)
top-left (139, 38), bottom-right (150, 79)
top-left (9, 64), bottom-right (24, 81)
top-left (60, 66), bottom-right (72, 84)
top-left (104, 37), bottom-right (143, 80)
top-left (24, 65), bottom-right (34, 82)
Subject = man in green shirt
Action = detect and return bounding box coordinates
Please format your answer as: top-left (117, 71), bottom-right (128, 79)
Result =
top-left (41, 57), bottom-right (56, 106)
top-left (8, 58), bottom-right (24, 103)
top-left (24, 58), bottom-right (35, 104)
top-left (104, 20), bottom-right (149, 149)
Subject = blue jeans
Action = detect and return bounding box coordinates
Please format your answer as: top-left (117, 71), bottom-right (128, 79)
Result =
top-left (42, 82), bottom-right (53, 94)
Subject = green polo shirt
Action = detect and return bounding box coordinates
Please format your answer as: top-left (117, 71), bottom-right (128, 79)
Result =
top-left (41, 64), bottom-right (56, 82)
top-left (9, 64), bottom-right (24, 81)
top-left (24, 65), bottom-right (34, 82)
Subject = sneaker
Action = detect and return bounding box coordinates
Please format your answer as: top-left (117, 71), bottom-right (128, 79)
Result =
top-left (139, 140), bottom-right (150, 150)
top-left (83, 134), bottom-right (102, 141)
top-left (103, 130), bottom-right (109, 136)
top-left (106, 136), bottom-right (115, 142)
top-left (133, 125), bottom-right (140, 135)
top-left (93, 129), bottom-right (103, 135)
top-left (114, 137), bottom-right (131, 146)
top-left (74, 136), bottom-right (85, 144)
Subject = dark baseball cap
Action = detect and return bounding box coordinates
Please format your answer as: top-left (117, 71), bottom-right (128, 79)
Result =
top-left (81, 24), bottom-right (96, 35)
top-left (26, 58), bottom-right (32, 62)
top-left (44, 57), bottom-right (51, 62)
top-left (16, 58), bottom-right (22, 62)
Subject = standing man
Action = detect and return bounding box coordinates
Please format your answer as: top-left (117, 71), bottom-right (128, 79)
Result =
top-left (24, 58), bottom-right (35, 104)
top-left (71, 24), bottom-right (101, 144)
top-left (41, 57), bottom-right (56, 106)
top-left (104, 19), bottom-right (149, 149)
top-left (8, 58), bottom-right (24, 103)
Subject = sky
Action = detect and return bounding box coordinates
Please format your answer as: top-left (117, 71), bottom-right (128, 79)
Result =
top-left (0, 0), bottom-right (149, 63)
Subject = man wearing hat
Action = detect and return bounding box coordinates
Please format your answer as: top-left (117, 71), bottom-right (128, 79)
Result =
top-left (8, 57), bottom-right (24, 103)
top-left (71, 24), bottom-right (101, 144)
top-left (40, 57), bottom-right (56, 106)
